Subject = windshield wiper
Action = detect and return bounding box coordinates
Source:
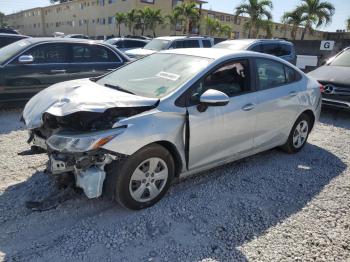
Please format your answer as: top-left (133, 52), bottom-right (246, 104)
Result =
top-left (104, 84), bottom-right (135, 95)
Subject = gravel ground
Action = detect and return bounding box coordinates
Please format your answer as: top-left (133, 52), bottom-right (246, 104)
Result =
top-left (0, 108), bottom-right (349, 262)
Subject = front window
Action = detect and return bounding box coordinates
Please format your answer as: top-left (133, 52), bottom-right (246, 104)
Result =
top-left (330, 49), bottom-right (350, 67)
top-left (96, 53), bottom-right (213, 98)
top-left (0, 39), bottom-right (31, 65)
top-left (143, 39), bottom-right (171, 51)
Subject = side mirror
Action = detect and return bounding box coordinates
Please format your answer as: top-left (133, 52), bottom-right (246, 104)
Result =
top-left (18, 55), bottom-right (34, 64)
top-left (199, 89), bottom-right (229, 106)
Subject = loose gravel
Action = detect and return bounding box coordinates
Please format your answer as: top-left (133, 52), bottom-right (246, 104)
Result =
top-left (0, 108), bottom-right (349, 262)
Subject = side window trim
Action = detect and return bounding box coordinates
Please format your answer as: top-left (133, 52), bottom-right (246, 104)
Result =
top-left (175, 57), bottom-right (256, 107)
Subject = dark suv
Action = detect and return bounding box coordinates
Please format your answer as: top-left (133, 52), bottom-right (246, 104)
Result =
top-left (214, 39), bottom-right (297, 65)
top-left (0, 38), bottom-right (129, 107)
top-left (0, 33), bottom-right (29, 48)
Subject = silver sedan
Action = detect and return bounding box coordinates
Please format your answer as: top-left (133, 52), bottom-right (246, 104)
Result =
top-left (22, 48), bottom-right (322, 210)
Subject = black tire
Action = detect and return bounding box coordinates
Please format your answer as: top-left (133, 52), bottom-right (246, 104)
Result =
top-left (281, 113), bottom-right (311, 154)
top-left (104, 144), bottom-right (174, 210)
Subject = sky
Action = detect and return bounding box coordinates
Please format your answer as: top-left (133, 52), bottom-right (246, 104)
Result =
top-left (0, 0), bottom-right (349, 32)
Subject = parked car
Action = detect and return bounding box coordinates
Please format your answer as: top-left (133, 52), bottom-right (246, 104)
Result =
top-left (0, 33), bottom-right (29, 48)
top-left (125, 36), bottom-right (214, 58)
top-left (22, 48), bottom-right (321, 210)
top-left (213, 39), bottom-right (297, 65)
top-left (0, 38), bottom-right (129, 107)
top-left (64, 34), bottom-right (90, 39)
top-left (0, 27), bottom-right (19, 34)
top-left (105, 38), bottom-right (149, 52)
top-left (308, 47), bottom-right (350, 110)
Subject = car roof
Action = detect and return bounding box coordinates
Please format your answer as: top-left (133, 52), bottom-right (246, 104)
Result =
top-left (19, 37), bottom-right (101, 44)
top-left (161, 48), bottom-right (276, 60)
top-left (155, 36), bottom-right (212, 41)
top-left (0, 33), bottom-right (28, 38)
top-left (107, 37), bottom-right (148, 42)
top-left (218, 39), bottom-right (293, 46)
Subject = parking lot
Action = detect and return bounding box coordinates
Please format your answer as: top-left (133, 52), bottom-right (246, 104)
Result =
top-left (0, 108), bottom-right (348, 261)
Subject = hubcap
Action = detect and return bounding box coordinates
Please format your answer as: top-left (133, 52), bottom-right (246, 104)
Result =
top-left (129, 157), bottom-right (168, 202)
top-left (293, 120), bottom-right (309, 149)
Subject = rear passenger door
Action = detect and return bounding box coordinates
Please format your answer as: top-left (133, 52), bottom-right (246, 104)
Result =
top-left (67, 44), bottom-right (124, 79)
top-left (253, 58), bottom-right (303, 150)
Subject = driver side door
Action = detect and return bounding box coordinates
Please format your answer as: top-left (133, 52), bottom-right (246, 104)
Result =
top-left (187, 59), bottom-right (257, 170)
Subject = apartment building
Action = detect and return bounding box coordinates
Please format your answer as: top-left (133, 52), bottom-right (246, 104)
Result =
top-left (4, 0), bottom-right (325, 40)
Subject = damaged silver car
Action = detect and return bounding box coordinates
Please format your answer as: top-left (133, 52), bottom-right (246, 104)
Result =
top-left (22, 48), bottom-right (322, 210)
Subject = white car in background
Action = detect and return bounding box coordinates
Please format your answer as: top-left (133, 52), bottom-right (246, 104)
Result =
top-left (125, 36), bottom-right (214, 59)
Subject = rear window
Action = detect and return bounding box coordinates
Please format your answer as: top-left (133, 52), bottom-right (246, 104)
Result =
top-left (202, 40), bottom-right (212, 48)
top-left (262, 43), bottom-right (292, 56)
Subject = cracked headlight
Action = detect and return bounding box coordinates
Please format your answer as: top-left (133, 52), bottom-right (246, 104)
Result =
top-left (46, 131), bottom-right (122, 153)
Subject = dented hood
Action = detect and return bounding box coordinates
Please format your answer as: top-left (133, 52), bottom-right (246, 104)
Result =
top-left (23, 78), bottom-right (159, 129)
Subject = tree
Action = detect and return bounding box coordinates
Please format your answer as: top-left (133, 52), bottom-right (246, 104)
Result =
top-left (282, 10), bottom-right (306, 40)
top-left (174, 2), bottom-right (200, 35)
top-left (205, 17), bottom-right (220, 36)
top-left (145, 8), bottom-right (163, 37)
top-left (218, 24), bottom-right (232, 38)
top-left (295, 0), bottom-right (335, 40)
top-left (234, 0), bottom-right (273, 38)
top-left (126, 9), bottom-right (139, 36)
top-left (346, 17), bottom-right (350, 31)
top-left (165, 12), bottom-right (182, 35)
top-left (137, 8), bottom-right (148, 36)
top-left (115, 13), bottom-right (126, 37)
top-left (0, 11), bottom-right (7, 27)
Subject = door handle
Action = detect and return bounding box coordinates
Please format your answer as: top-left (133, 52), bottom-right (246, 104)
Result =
top-left (242, 103), bottom-right (255, 111)
top-left (50, 69), bottom-right (66, 73)
top-left (289, 91), bottom-right (297, 97)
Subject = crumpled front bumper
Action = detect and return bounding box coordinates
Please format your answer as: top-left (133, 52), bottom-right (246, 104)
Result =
top-left (48, 151), bottom-right (116, 199)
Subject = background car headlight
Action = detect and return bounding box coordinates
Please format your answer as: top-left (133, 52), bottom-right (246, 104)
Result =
top-left (47, 132), bottom-right (120, 153)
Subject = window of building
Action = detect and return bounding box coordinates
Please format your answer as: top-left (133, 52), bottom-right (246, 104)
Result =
top-left (141, 0), bottom-right (155, 3)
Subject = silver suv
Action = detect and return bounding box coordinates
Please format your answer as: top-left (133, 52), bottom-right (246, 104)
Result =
top-left (214, 39), bottom-right (297, 65)
top-left (125, 36), bottom-right (214, 59)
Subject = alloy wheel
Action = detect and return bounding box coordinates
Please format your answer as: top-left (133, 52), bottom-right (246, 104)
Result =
top-left (129, 157), bottom-right (168, 202)
top-left (293, 120), bottom-right (309, 149)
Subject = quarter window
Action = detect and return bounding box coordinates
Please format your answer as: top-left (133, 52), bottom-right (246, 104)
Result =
top-left (256, 58), bottom-right (286, 90)
top-left (24, 44), bottom-right (67, 64)
top-left (202, 40), bottom-right (212, 48)
top-left (285, 66), bottom-right (301, 83)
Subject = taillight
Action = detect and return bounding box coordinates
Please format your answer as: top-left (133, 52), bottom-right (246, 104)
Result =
top-left (319, 84), bottom-right (324, 93)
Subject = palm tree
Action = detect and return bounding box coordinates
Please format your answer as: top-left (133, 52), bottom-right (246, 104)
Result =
top-left (235, 0), bottom-right (273, 38)
top-left (174, 2), bottom-right (200, 35)
top-left (346, 17), bottom-right (350, 31)
top-left (295, 0), bottom-right (335, 40)
top-left (145, 8), bottom-right (164, 37)
top-left (126, 9), bottom-right (139, 36)
top-left (282, 10), bottom-right (306, 40)
top-left (257, 19), bottom-right (273, 38)
top-left (115, 13), bottom-right (126, 37)
top-left (219, 24), bottom-right (232, 38)
top-left (137, 8), bottom-right (149, 36)
top-left (166, 12), bottom-right (182, 35)
top-left (0, 12), bottom-right (6, 27)
top-left (205, 17), bottom-right (220, 36)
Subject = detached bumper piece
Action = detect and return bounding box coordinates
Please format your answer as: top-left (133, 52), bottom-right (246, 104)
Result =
top-left (48, 152), bottom-right (116, 199)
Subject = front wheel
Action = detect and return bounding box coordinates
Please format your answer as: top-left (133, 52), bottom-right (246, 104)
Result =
top-left (281, 113), bottom-right (311, 154)
top-left (105, 144), bottom-right (174, 210)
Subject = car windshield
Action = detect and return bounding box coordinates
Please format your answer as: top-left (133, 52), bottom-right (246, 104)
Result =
top-left (97, 53), bottom-right (213, 98)
top-left (214, 42), bottom-right (250, 51)
top-left (143, 39), bottom-right (170, 51)
top-left (330, 49), bottom-right (350, 67)
top-left (0, 39), bottom-right (31, 65)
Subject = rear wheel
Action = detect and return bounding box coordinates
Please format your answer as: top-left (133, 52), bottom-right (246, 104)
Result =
top-left (104, 144), bottom-right (174, 210)
top-left (281, 113), bottom-right (311, 154)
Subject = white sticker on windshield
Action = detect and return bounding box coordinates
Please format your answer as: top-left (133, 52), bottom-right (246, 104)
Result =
top-left (156, 71), bottom-right (180, 81)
